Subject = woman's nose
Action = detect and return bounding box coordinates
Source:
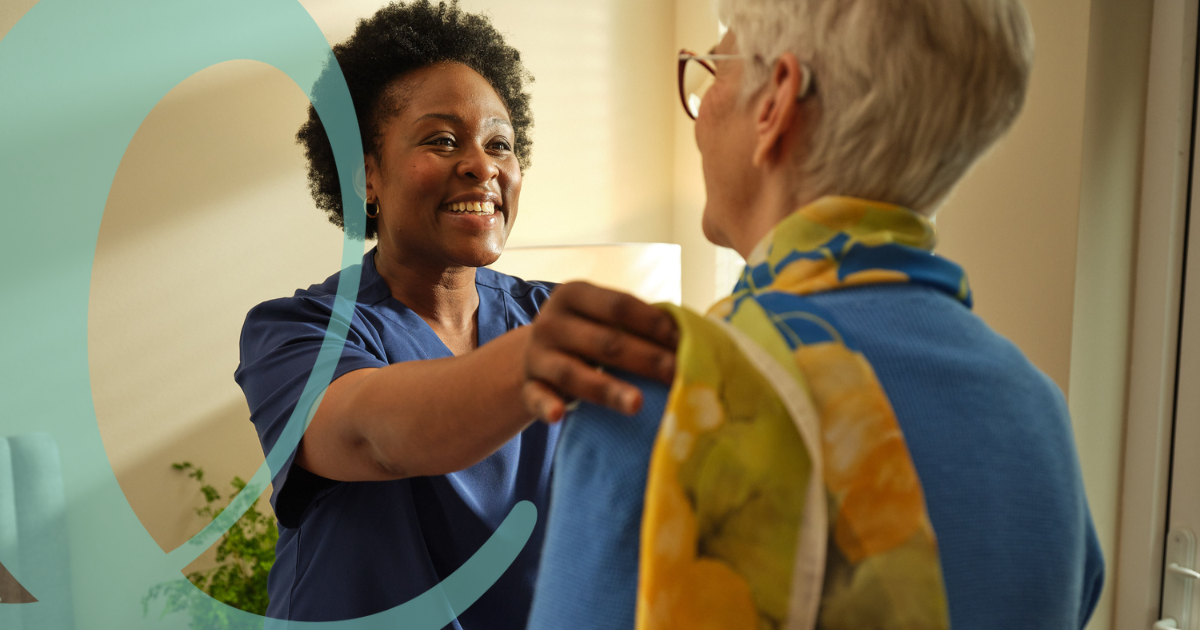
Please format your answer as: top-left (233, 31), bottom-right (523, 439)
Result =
top-left (457, 145), bottom-right (500, 182)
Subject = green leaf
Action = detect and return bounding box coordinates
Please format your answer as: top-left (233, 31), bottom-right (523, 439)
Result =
top-left (144, 462), bottom-right (278, 621)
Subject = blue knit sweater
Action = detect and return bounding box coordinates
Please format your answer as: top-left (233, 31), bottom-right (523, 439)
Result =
top-left (526, 283), bottom-right (1104, 629)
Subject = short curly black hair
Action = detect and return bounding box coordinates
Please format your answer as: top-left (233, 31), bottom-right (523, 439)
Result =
top-left (296, 0), bottom-right (533, 239)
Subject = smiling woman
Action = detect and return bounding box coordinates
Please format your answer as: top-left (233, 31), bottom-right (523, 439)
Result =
top-left (232, 1), bottom-right (679, 626)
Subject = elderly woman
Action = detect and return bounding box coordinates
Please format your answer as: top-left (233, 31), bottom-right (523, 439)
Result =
top-left (234, 1), bottom-right (677, 626)
top-left (527, 1), bottom-right (1103, 629)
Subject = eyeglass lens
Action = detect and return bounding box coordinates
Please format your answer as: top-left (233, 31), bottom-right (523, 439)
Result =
top-left (682, 58), bottom-right (715, 119)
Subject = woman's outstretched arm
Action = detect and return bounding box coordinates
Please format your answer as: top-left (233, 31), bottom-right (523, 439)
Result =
top-left (295, 281), bottom-right (678, 482)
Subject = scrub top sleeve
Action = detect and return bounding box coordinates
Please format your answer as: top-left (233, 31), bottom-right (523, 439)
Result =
top-left (235, 296), bottom-right (388, 526)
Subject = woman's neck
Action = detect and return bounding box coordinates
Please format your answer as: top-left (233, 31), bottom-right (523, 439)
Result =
top-left (373, 248), bottom-right (480, 353)
top-left (734, 176), bottom-right (819, 259)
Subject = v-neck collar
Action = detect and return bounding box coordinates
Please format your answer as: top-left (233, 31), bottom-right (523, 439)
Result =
top-left (360, 247), bottom-right (505, 358)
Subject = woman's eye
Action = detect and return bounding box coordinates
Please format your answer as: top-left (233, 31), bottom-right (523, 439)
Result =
top-left (489, 140), bottom-right (512, 151)
top-left (429, 136), bottom-right (456, 147)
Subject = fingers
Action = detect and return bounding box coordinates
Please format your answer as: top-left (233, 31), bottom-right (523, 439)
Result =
top-left (521, 281), bottom-right (675, 421)
top-left (535, 308), bottom-right (676, 384)
top-left (524, 347), bottom-right (644, 420)
top-left (522, 379), bottom-right (567, 423)
top-left (549, 282), bottom-right (680, 351)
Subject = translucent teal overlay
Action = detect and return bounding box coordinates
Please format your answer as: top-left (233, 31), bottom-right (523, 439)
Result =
top-left (0, 1), bottom-right (534, 628)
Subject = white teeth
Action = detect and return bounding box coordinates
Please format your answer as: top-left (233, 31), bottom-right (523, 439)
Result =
top-left (447, 201), bottom-right (496, 215)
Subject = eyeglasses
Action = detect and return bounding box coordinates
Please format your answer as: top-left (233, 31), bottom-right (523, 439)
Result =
top-left (677, 49), bottom-right (816, 121)
top-left (678, 49), bottom-right (749, 120)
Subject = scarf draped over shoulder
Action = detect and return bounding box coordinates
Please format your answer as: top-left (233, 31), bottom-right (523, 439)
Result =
top-left (638, 196), bottom-right (968, 630)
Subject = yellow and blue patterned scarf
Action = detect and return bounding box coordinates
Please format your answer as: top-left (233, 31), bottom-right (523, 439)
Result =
top-left (638, 196), bottom-right (968, 629)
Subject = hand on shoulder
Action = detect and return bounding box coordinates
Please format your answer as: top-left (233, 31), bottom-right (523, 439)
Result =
top-left (521, 281), bottom-right (678, 422)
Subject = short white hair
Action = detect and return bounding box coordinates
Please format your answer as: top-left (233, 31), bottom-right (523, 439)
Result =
top-left (717, 0), bottom-right (1034, 212)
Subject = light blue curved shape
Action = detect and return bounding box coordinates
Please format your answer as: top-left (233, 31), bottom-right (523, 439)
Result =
top-left (0, 0), bottom-right (533, 627)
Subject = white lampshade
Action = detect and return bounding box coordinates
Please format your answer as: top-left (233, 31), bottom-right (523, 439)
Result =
top-left (488, 243), bottom-right (682, 305)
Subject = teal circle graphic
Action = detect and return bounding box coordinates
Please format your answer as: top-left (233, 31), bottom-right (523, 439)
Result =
top-left (0, 1), bottom-right (534, 628)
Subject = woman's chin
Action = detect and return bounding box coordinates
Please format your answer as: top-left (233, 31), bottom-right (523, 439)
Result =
top-left (449, 243), bottom-right (504, 269)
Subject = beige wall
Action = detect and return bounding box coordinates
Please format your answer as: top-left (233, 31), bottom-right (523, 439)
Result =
top-left (1072, 0), bottom-right (1155, 627)
top-left (936, 0), bottom-right (1092, 396)
top-left (3, 0), bottom-right (1141, 622)
top-left (937, 2), bottom-right (1154, 628)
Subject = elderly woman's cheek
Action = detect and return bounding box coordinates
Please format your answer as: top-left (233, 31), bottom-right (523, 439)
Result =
top-left (693, 93), bottom-right (728, 170)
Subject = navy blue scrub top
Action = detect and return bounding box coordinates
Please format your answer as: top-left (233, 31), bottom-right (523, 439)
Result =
top-left (234, 249), bottom-right (559, 627)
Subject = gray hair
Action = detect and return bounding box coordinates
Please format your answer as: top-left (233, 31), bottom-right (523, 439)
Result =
top-left (717, 0), bottom-right (1034, 212)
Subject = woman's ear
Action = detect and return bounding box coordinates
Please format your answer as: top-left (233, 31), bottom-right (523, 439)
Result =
top-left (752, 53), bottom-right (806, 168)
top-left (363, 154), bottom-right (381, 202)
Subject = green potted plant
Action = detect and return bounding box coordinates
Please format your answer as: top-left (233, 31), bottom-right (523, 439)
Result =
top-left (143, 462), bottom-right (278, 629)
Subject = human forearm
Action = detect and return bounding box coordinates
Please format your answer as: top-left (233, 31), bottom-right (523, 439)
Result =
top-left (298, 326), bottom-right (534, 481)
top-left (360, 326), bottom-right (533, 476)
top-left (298, 281), bottom-right (680, 481)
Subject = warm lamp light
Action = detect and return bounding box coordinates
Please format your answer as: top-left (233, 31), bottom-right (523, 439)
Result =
top-left (488, 243), bottom-right (683, 305)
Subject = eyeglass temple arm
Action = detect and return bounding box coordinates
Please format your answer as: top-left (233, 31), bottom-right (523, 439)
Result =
top-left (680, 52), bottom-right (815, 98)
top-left (678, 53), bottom-right (746, 60)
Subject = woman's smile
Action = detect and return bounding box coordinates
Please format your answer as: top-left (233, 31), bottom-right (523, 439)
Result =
top-left (441, 191), bottom-right (502, 226)
top-left (445, 201), bottom-right (496, 215)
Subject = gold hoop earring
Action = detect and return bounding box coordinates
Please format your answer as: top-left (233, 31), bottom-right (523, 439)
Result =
top-left (365, 198), bottom-right (379, 219)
